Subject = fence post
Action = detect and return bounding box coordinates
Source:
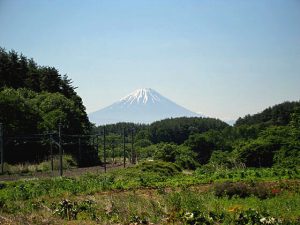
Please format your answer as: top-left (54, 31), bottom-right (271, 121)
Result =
top-left (0, 123), bottom-right (3, 174)
top-left (58, 123), bottom-right (63, 176)
top-left (123, 127), bottom-right (126, 168)
top-left (92, 136), bottom-right (95, 150)
top-left (103, 126), bottom-right (106, 173)
top-left (50, 134), bottom-right (54, 172)
top-left (112, 140), bottom-right (115, 164)
top-left (95, 135), bottom-right (98, 164)
top-left (78, 137), bottom-right (81, 165)
top-left (131, 128), bottom-right (135, 164)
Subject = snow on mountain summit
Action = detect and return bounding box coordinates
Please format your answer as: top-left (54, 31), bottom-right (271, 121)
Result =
top-left (89, 88), bottom-right (202, 125)
top-left (119, 88), bottom-right (161, 104)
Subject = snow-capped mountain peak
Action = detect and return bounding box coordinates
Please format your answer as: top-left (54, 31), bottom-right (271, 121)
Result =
top-left (119, 88), bottom-right (161, 104)
top-left (89, 88), bottom-right (202, 125)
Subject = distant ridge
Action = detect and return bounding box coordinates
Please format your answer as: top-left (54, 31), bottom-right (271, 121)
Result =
top-left (89, 88), bottom-right (202, 125)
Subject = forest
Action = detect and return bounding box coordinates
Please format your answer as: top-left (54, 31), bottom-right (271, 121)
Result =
top-left (0, 48), bottom-right (97, 165)
top-left (94, 100), bottom-right (300, 170)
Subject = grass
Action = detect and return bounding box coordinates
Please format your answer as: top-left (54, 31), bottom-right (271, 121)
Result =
top-left (0, 161), bottom-right (299, 224)
top-left (1, 185), bottom-right (299, 224)
top-left (1, 154), bottom-right (77, 175)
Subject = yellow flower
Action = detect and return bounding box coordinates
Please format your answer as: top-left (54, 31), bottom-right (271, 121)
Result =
top-left (228, 205), bottom-right (242, 212)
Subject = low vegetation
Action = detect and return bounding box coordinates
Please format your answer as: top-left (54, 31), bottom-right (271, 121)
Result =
top-left (0, 162), bottom-right (299, 224)
top-left (2, 155), bottom-right (77, 175)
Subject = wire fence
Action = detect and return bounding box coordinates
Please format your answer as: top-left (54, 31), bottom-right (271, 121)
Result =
top-left (0, 123), bottom-right (137, 178)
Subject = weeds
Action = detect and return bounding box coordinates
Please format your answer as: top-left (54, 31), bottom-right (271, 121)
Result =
top-left (214, 181), bottom-right (279, 199)
top-left (2, 154), bottom-right (77, 175)
top-left (0, 162), bottom-right (299, 224)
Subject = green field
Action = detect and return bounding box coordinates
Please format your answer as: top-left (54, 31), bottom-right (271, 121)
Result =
top-left (0, 161), bottom-right (299, 225)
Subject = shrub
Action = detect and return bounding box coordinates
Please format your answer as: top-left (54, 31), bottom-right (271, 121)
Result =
top-left (214, 182), bottom-right (277, 199)
top-left (214, 182), bottom-right (251, 198)
top-left (136, 160), bottom-right (182, 177)
top-left (52, 199), bottom-right (97, 220)
top-left (52, 199), bottom-right (79, 220)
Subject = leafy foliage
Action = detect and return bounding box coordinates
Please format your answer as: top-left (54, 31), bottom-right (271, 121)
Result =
top-left (235, 101), bottom-right (300, 127)
top-left (234, 125), bottom-right (300, 168)
top-left (0, 48), bottom-right (95, 165)
top-left (214, 182), bottom-right (279, 199)
top-left (0, 48), bottom-right (90, 135)
top-left (136, 160), bottom-right (182, 176)
top-left (149, 117), bottom-right (229, 144)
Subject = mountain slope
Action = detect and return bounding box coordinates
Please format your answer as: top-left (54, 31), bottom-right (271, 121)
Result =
top-left (89, 88), bottom-right (201, 125)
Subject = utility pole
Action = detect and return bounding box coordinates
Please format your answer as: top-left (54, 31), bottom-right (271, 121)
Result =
top-left (78, 137), bottom-right (81, 165)
top-left (0, 123), bottom-right (3, 174)
top-left (112, 140), bottom-right (115, 164)
top-left (58, 123), bottom-right (63, 176)
top-left (103, 126), bottom-right (106, 173)
top-left (123, 127), bottom-right (126, 168)
top-left (131, 128), bottom-right (134, 164)
top-left (92, 136), bottom-right (95, 149)
top-left (50, 134), bottom-right (54, 172)
top-left (95, 135), bottom-right (99, 164)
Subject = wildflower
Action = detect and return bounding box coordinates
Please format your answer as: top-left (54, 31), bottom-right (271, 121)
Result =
top-left (260, 216), bottom-right (277, 224)
top-left (271, 189), bottom-right (280, 195)
top-left (228, 205), bottom-right (241, 212)
top-left (184, 212), bottom-right (194, 220)
top-left (260, 217), bottom-right (267, 223)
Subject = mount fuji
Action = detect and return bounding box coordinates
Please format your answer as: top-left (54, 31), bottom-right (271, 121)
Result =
top-left (89, 88), bottom-right (201, 125)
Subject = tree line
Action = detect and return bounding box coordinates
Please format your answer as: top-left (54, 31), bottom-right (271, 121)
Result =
top-left (0, 48), bottom-right (96, 165)
top-left (95, 102), bottom-right (300, 170)
top-left (0, 48), bottom-right (91, 135)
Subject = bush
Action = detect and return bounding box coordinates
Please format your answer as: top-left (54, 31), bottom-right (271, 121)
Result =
top-left (214, 182), bottom-right (251, 198)
top-left (52, 199), bottom-right (97, 220)
top-left (208, 150), bottom-right (238, 169)
top-left (175, 145), bottom-right (199, 170)
top-left (214, 182), bottom-right (278, 199)
top-left (136, 160), bottom-right (182, 177)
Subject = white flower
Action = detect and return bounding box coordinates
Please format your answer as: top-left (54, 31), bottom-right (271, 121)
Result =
top-left (260, 217), bottom-right (267, 223)
top-left (184, 212), bottom-right (194, 220)
top-left (269, 217), bottom-right (275, 222)
top-left (260, 217), bottom-right (277, 224)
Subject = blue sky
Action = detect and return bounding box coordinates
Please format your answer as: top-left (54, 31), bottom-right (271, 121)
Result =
top-left (0, 0), bottom-right (299, 120)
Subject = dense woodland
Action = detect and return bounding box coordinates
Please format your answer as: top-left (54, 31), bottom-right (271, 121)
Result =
top-left (0, 48), bottom-right (96, 165)
top-left (0, 48), bottom-right (299, 170)
top-left (0, 48), bottom-right (90, 135)
top-left (95, 102), bottom-right (300, 171)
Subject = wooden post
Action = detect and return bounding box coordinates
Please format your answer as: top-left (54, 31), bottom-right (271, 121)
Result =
top-left (92, 136), bottom-right (95, 149)
top-left (50, 134), bottom-right (54, 171)
top-left (78, 137), bottom-right (81, 165)
top-left (59, 123), bottom-right (63, 176)
top-left (112, 140), bottom-right (115, 164)
top-left (131, 128), bottom-right (134, 164)
top-left (123, 127), bottom-right (126, 168)
top-left (95, 135), bottom-right (99, 165)
top-left (0, 123), bottom-right (3, 174)
top-left (103, 127), bottom-right (106, 173)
